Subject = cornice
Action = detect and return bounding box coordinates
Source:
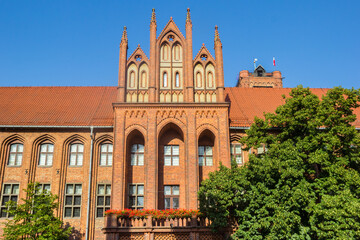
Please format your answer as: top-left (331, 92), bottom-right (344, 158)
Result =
top-left (112, 102), bottom-right (230, 109)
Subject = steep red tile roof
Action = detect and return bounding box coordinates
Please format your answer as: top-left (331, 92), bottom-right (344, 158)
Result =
top-left (225, 87), bottom-right (360, 128)
top-left (0, 87), bottom-right (359, 128)
top-left (0, 87), bottom-right (116, 126)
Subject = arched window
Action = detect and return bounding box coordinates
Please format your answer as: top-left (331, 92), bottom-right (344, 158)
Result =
top-left (162, 44), bottom-right (169, 61)
top-left (69, 143), bottom-right (84, 166)
top-left (208, 72), bottom-right (213, 88)
top-left (174, 44), bottom-right (180, 61)
top-left (131, 144), bottom-right (144, 166)
top-left (129, 71), bottom-right (135, 88)
top-left (8, 143), bottom-right (23, 166)
top-left (163, 72), bottom-right (168, 87)
top-left (175, 72), bottom-right (180, 88)
top-left (39, 143), bottom-right (54, 166)
top-left (196, 72), bottom-right (202, 88)
top-left (141, 71), bottom-right (147, 88)
top-left (99, 143), bottom-right (113, 166)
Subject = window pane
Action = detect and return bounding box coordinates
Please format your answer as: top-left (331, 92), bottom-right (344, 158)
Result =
top-left (137, 196), bottom-right (144, 206)
top-left (173, 198), bottom-right (179, 209)
top-left (108, 155), bottom-right (112, 166)
top-left (137, 185), bottom-right (144, 195)
top-left (164, 156), bottom-right (171, 166)
top-left (257, 146), bottom-right (264, 154)
top-left (206, 157), bottom-right (213, 166)
top-left (39, 154), bottom-right (46, 165)
top-left (129, 196), bottom-right (136, 206)
top-left (8, 154), bottom-right (15, 165)
top-left (137, 144), bottom-right (144, 153)
top-left (73, 207), bottom-right (81, 217)
top-left (47, 154), bottom-right (53, 166)
top-left (1, 208), bottom-right (7, 217)
top-left (18, 144), bottom-right (23, 152)
top-left (97, 208), bottom-right (104, 218)
top-left (235, 145), bottom-right (242, 153)
top-left (172, 156), bottom-right (179, 166)
top-left (205, 146), bottom-right (213, 155)
top-left (129, 185), bottom-right (136, 195)
top-left (70, 144), bottom-right (77, 152)
top-left (131, 145), bottom-right (138, 153)
top-left (66, 185), bottom-right (74, 194)
top-left (137, 154), bottom-right (144, 166)
top-left (74, 196), bottom-right (81, 206)
top-left (164, 186), bottom-right (171, 195)
top-left (48, 144), bottom-right (54, 152)
top-left (100, 154), bottom-right (106, 166)
top-left (69, 154), bottom-right (76, 165)
top-left (12, 185), bottom-right (19, 194)
top-left (198, 157), bottom-right (204, 166)
top-left (78, 144), bottom-right (84, 152)
top-left (10, 196), bottom-right (17, 202)
top-left (164, 198), bottom-right (170, 209)
top-left (173, 186), bottom-right (179, 195)
top-left (131, 154), bottom-right (136, 165)
top-left (98, 185), bottom-right (105, 195)
top-left (106, 185), bottom-right (111, 195)
top-left (64, 207), bottom-right (72, 217)
top-left (172, 146), bottom-right (179, 155)
top-left (2, 196), bottom-right (9, 205)
top-left (41, 144), bottom-right (47, 152)
top-left (101, 144), bottom-right (107, 152)
top-left (108, 144), bottom-right (113, 152)
top-left (65, 196), bottom-right (73, 205)
top-left (4, 185), bottom-right (11, 194)
top-left (10, 144), bottom-right (17, 152)
top-left (105, 196), bottom-right (111, 206)
top-left (44, 184), bottom-right (51, 192)
top-left (75, 185), bottom-right (82, 194)
top-left (236, 156), bottom-right (242, 164)
top-left (230, 145), bottom-right (234, 154)
top-left (97, 196), bottom-right (104, 206)
top-left (164, 146), bottom-right (171, 155)
top-left (77, 154), bottom-right (83, 165)
top-left (16, 154), bottom-right (22, 165)
top-left (198, 146), bottom-right (205, 155)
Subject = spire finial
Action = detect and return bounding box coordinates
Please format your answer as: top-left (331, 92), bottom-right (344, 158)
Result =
top-left (214, 25), bottom-right (221, 42)
top-left (151, 8), bottom-right (156, 23)
top-left (122, 26), bottom-right (128, 43)
top-left (186, 8), bottom-right (191, 23)
top-left (170, 16), bottom-right (173, 20)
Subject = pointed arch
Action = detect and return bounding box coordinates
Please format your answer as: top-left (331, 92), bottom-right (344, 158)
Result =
top-left (138, 62), bottom-right (149, 89)
top-left (172, 42), bottom-right (182, 62)
top-left (127, 63), bottom-right (137, 89)
top-left (205, 62), bottom-right (216, 90)
top-left (194, 63), bottom-right (205, 89)
top-left (161, 42), bottom-right (170, 61)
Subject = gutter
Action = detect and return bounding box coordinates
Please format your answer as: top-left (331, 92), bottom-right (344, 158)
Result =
top-left (85, 126), bottom-right (94, 240)
top-left (0, 125), bottom-right (113, 128)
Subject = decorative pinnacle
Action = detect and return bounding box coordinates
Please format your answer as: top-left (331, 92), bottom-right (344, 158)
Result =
top-left (121, 26), bottom-right (128, 43)
top-left (170, 16), bottom-right (173, 20)
top-left (186, 8), bottom-right (191, 23)
top-left (214, 25), bottom-right (221, 42)
top-left (151, 8), bottom-right (156, 23)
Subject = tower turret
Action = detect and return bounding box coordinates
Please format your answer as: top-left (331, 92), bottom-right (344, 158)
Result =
top-left (214, 26), bottom-right (224, 102)
top-left (149, 9), bottom-right (157, 102)
top-left (117, 26), bottom-right (128, 102)
top-left (185, 8), bottom-right (194, 102)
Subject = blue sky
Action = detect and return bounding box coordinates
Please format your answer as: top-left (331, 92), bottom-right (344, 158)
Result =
top-left (0, 0), bottom-right (359, 88)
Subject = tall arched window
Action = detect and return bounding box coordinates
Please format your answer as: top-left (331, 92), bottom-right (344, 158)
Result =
top-left (208, 72), bottom-right (213, 88)
top-left (163, 72), bottom-right (168, 87)
top-left (175, 72), bottom-right (180, 87)
top-left (8, 143), bottom-right (23, 166)
top-left (130, 71), bottom-right (135, 88)
top-left (196, 72), bottom-right (202, 88)
top-left (131, 144), bottom-right (144, 166)
top-left (39, 143), bottom-right (54, 166)
top-left (141, 71), bottom-right (147, 88)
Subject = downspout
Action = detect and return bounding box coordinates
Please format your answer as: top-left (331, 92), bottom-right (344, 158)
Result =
top-left (85, 126), bottom-right (94, 240)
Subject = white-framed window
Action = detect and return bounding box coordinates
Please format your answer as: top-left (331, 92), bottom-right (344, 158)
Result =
top-left (131, 144), bottom-right (144, 166)
top-left (164, 185), bottom-right (179, 209)
top-left (230, 143), bottom-right (243, 164)
top-left (175, 72), bottom-right (180, 87)
top-left (163, 72), bottom-right (168, 87)
top-left (39, 143), bottom-right (54, 166)
top-left (100, 144), bottom-right (113, 166)
top-left (64, 184), bottom-right (82, 218)
top-left (129, 184), bottom-right (144, 209)
top-left (0, 184), bottom-right (19, 218)
top-left (8, 143), bottom-right (23, 166)
top-left (164, 145), bottom-right (179, 166)
top-left (69, 144), bottom-right (84, 166)
top-left (198, 146), bottom-right (213, 166)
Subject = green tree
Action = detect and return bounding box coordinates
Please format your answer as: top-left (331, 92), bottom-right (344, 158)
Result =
top-left (199, 86), bottom-right (360, 239)
top-left (3, 182), bottom-right (72, 240)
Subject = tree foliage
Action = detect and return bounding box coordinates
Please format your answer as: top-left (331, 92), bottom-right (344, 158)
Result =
top-left (3, 182), bottom-right (72, 240)
top-left (198, 86), bottom-right (360, 239)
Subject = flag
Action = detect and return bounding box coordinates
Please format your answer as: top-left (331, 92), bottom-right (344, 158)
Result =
top-left (273, 57), bottom-right (276, 66)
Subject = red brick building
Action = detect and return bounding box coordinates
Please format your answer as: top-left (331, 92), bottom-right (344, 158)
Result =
top-left (1, 9), bottom-right (359, 240)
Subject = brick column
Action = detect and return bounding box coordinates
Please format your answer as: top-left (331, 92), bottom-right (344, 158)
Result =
top-left (186, 112), bottom-right (198, 209)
